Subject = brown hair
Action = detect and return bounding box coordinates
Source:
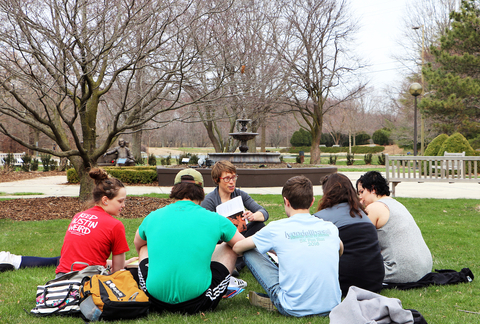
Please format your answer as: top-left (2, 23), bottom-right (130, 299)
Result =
top-left (81, 168), bottom-right (125, 210)
top-left (211, 160), bottom-right (237, 185)
top-left (317, 173), bottom-right (365, 217)
top-left (170, 175), bottom-right (205, 201)
top-left (282, 176), bottom-right (313, 210)
top-left (89, 168), bottom-right (125, 203)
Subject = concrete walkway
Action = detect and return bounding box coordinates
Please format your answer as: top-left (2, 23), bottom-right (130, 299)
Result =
top-left (0, 172), bottom-right (478, 199)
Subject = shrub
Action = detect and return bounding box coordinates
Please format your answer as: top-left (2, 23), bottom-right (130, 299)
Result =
top-left (31, 158), bottom-right (39, 171)
top-left (318, 146), bottom-right (384, 154)
top-left (105, 168), bottom-right (157, 184)
top-left (372, 129), bottom-right (390, 145)
top-left (424, 134), bottom-right (449, 156)
top-left (160, 154), bottom-right (172, 166)
top-left (21, 154), bottom-right (32, 172)
top-left (295, 155), bottom-right (302, 163)
top-left (329, 154), bottom-right (337, 165)
top-left (177, 152), bottom-right (199, 165)
top-left (364, 153), bottom-right (373, 165)
top-left (469, 135), bottom-right (480, 150)
top-left (67, 168), bottom-right (80, 183)
top-left (189, 154), bottom-right (199, 165)
top-left (136, 156), bottom-right (146, 165)
top-left (40, 154), bottom-right (52, 172)
top-left (438, 132), bottom-right (477, 156)
top-left (67, 166), bottom-right (158, 184)
top-left (377, 153), bottom-right (386, 165)
top-left (346, 153), bottom-right (355, 166)
top-left (49, 159), bottom-right (58, 171)
top-left (148, 154), bottom-right (157, 166)
top-left (288, 146), bottom-right (311, 154)
top-left (355, 132), bottom-right (371, 145)
top-left (2, 153), bottom-right (15, 171)
top-left (279, 155), bottom-right (284, 163)
top-left (290, 129), bottom-right (312, 147)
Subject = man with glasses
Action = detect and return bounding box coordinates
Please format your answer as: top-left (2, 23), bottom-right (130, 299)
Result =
top-left (201, 161), bottom-right (269, 272)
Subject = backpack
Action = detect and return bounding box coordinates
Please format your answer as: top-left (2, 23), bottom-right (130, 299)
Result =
top-left (80, 270), bottom-right (150, 321)
top-left (30, 264), bottom-right (107, 317)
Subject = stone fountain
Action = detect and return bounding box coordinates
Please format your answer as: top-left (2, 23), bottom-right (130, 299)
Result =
top-left (155, 118), bottom-right (337, 187)
top-left (207, 119), bottom-right (282, 164)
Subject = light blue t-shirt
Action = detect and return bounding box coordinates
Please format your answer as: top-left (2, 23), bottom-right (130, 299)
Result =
top-left (252, 213), bottom-right (342, 316)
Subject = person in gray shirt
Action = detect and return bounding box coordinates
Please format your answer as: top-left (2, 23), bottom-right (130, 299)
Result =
top-left (201, 161), bottom-right (269, 271)
top-left (356, 171), bottom-right (432, 283)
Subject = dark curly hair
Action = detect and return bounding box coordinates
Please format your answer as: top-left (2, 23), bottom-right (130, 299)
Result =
top-left (356, 171), bottom-right (390, 196)
top-left (317, 173), bottom-right (365, 217)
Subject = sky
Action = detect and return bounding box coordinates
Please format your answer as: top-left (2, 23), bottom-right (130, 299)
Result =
top-left (350, 0), bottom-right (414, 91)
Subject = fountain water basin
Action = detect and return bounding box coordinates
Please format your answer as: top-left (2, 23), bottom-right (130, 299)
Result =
top-left (208, 118), bottom-right (281, 164)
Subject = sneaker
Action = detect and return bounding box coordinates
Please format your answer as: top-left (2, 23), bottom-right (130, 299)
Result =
top-left (229, 276), bottom-right (247, 289)
top-left (0, 263), bottom-right (15, 272)
top-left (248, 291), bottom-right (276, 311)
top-left (0, 251), bottom-right (21, 271)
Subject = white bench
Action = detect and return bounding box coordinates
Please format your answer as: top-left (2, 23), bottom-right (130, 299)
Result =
top-left (385, 154), bottom-right (480, 196)
top-left (439, 151), bottom-right (465, 174)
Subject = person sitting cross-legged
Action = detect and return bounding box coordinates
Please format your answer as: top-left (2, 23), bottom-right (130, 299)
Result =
top-left (134, 169), bottom-right (245, 315)
top-left (233, 176), bottom-right (343, 317)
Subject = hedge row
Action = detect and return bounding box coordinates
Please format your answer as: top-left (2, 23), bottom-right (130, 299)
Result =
top-left (287, 146), bottom-right (385, 154)
top-left (67, 166), bottom-right (158, 184)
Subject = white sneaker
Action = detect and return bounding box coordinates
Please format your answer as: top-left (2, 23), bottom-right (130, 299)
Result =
top-left (229, 276), bottom-right (247, 289)
top-left (0, 251), bottom-right (22, 270)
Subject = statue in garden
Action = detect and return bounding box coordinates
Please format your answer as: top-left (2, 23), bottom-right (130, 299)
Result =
top-left (104, 138), bottom-right (135, 166)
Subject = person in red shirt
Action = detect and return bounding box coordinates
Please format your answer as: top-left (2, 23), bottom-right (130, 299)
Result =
top-left (55, 168), bottom-right (131, 277)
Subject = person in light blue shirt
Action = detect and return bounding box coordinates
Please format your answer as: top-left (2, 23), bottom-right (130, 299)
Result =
top-left (233, 176), bottom-right (343, 317)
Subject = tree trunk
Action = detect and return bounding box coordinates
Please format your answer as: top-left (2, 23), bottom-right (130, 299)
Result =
top-left (132, 129), bottom-right (143, 162)
top-left (204, 121), bottom-right (223, 152)
top-left (310, 127), bottom-right (322, 164)
top-left (260, 120), bottom-right (266, 152)
top-left (70, 156), bottom-right (94, 202)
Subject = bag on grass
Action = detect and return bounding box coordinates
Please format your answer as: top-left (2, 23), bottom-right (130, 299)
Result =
top-left (30, 264), bottom-right (107, 316)
top-left (80, 270), bottom-right (150, 321)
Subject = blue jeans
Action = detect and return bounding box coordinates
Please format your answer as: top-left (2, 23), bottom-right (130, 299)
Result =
top-left (243, 249), bottom-right (291, 316)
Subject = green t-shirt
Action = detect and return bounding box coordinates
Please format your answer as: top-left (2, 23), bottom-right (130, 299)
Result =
top-left (138, 200), bottom-right (237, 304)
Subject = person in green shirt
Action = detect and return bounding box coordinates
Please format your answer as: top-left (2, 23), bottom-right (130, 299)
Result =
top-left (134, 169), bottom-right (244, 314)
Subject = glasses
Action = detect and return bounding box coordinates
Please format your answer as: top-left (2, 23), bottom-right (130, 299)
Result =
top-left (220, 175), bottom-right (238, 183)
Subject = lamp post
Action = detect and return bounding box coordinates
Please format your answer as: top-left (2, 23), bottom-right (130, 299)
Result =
top-left (409, 82), bottom-right (422, 156)
top-left (413, 25), bottom-right (425, 155)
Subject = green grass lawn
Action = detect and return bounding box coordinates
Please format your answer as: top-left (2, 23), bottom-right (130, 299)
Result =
top-left (1, 195), bottom-right (479, 323)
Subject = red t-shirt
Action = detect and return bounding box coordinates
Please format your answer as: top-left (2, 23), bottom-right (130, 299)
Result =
top-left (56, 206), bottom-right (129, 274)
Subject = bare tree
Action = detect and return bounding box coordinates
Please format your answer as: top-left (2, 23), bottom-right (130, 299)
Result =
top-left (396, 0), bottom-right (457, 74)
top-left (184, 0), bottom-right (287, 153)
top-left (0, 0), bottom-right (231, 200)
top-left (273, 0), bottom-right (366, 164)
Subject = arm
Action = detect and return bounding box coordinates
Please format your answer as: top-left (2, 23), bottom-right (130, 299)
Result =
top-left (240, 190), bottom-right (269, 222)
top-left (365, 202), bottom-right (390, 229)
top-left (111, 253), bottom-right (125, 273)
top-left (232, 236), bottom-right (256, 256)
top-left (134, 229), bottom-right (147, 255)
top-left (339, 240), bottom-right (344, 256)
top-left (226, 230), bottom-right (245, 249)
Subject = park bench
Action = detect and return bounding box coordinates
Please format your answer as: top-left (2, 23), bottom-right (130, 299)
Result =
top-left (385, 153), bottom-right (480, 197)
